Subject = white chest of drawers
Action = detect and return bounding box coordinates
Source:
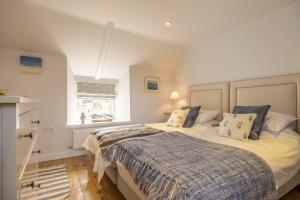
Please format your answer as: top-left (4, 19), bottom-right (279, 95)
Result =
top-left (0, 96), bottom-right (40, 200)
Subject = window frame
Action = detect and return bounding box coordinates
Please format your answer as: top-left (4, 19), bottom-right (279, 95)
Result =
top-left (73, 76), bottom-right (119, 124)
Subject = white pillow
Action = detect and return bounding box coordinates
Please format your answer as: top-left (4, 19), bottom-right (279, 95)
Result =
top-left (167, 109), bottom-right (189, 128)
top-left (263, 112), bottom-right (297, 132)
top-left (195, 120), bottom-right (219, 127)
top-left (196, 110), bottom-right (220, 123)
top-left (218, 113), bottom-right (257, 141)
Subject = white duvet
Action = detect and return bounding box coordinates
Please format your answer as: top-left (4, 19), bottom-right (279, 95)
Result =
top-left (83, 123), bottom-right (300, 188)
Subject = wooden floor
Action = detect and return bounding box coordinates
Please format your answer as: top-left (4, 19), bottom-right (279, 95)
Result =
top-left (39, 155), bottom-right (125, 200)
top-left (39, 155), bottom-right (300, 200)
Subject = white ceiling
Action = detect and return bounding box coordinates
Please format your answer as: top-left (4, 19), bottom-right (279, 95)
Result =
top-left (0, 0), bottom-right (297, 78)
top-left (27, 0), bottom-right (297, 45)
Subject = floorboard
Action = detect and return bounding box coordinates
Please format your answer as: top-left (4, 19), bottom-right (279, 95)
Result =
top-left (39, 155), bottom-right (299, 200)
top-left (39, 155), bottom-right (124, 200)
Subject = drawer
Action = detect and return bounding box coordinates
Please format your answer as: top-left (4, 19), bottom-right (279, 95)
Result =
top-left (18, 140), bottom-right (39, 200)
top-left (18, 108), bottom-right (40, 130)
top-left (18, 103), bottom-right (38, 116)
top-left (16, 128), bottom-right (38, 180)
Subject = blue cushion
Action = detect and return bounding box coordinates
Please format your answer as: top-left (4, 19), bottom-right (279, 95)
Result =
top-left (182, 106), bottom-right (201, 128)
top-left (233, 105), bottom-right (271, 140)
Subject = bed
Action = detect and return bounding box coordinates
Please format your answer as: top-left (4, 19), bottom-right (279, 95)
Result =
top-left (105, 74), bottom-right (300, 200)
top-left (229, 74), bottom-right (300, 197)
top-left (82, 82), bottom-right (230, 184)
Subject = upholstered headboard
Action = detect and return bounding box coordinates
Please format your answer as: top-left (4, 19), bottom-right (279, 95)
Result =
top-left (230, 74), bottom-right (300, 133)
top-left (188, 82), bottom-right (230, 121)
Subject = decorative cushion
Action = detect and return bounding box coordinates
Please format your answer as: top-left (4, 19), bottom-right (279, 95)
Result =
top-left (196, 110), bottom-right (220, 124)
top-left (218, 113), bottom-right (257, 141)
top-left (263, 112), bottom-right (297, 133)
top-left (181, 106), bottom-right (201, 128)
top-left (233, 105), bottom-right (271, 140)
top-left (167, 109), bottom-right (189, 128)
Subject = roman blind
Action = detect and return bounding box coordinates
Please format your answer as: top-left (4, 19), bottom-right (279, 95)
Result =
top-left (76, 82), bottom-right (116, 98)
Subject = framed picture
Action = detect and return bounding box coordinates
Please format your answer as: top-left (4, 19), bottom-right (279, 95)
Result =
top-left (20, 56), bottom-right (42, 74)
top-left (145, 77), bottom-right (160, 93)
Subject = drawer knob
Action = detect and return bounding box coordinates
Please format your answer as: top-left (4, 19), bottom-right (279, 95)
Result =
top-left (21, 181), bottom-right (41, 190)
top-left (31, 120), bottom-right (40, 124)
top-left (19, 132), bottom-right (33, 139)
top-left (32, 150), bottom-right (41, 155)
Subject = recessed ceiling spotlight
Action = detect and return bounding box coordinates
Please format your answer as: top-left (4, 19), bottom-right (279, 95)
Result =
top-left (165, 21), bottom-right (172, 27)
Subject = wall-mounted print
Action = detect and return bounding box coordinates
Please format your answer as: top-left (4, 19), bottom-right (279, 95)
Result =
top-left (20, 56), bottom-right (42, 74)
top-left (145, 77), bottom-right (160, 93)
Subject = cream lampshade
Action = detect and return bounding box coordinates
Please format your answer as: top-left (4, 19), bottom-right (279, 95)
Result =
top-left (170, 91), bottom-right (180, 109)
top-left (170, 91), bottom-right (180, 100)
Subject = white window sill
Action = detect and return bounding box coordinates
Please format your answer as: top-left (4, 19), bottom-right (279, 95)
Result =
top-left (66, 120), bottom-right (132, 129)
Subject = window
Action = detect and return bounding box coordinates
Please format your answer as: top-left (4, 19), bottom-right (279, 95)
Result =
top-left (76, 82), bottom-right (117, 123)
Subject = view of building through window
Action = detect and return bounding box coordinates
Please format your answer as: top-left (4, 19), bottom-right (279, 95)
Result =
top-left (76, 82), bottom-right (116, 123)
top-left (76, 97), bottom-right (115, 123)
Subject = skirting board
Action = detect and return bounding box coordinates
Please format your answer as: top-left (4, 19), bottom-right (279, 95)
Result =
top-left (37, 149), bottom-right (87, 162)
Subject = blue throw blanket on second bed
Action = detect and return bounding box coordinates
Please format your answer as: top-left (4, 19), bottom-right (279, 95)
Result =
top-left (104, 132), bottom-right (277, 200)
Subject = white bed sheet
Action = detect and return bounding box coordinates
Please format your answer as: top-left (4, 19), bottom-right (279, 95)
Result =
top-left (82, 123), bottom-right (300, 188)
top-left (82, 134), bottom-right (104, 175)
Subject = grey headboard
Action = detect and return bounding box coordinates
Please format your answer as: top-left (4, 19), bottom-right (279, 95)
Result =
top-left (230, 74), bottom-right (300, 133)
top-left (188, 82), bottom-right (230, 121)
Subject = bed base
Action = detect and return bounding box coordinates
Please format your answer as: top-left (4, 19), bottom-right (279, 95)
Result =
top-left (278, 170), bottom-right (300, 198)
top-left (105, 166), bottom-right (117, 185)
top-left (117, 174), bottom-right (143, 200)
top-left (115, 164), bottom-right (300, 200)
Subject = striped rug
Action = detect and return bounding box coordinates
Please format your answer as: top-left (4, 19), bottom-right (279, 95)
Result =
top-left (21, 165), bottom-right (71, 200)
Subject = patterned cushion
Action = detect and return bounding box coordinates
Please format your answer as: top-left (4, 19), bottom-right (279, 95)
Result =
top-left (219, 113), bottom-right (257, 141)
top-left (233, 105), bottom-right (271, 140)
top-left (182, 106), bottom-right (201, 128)
top-left (167, 109), bottom-right (189, 128)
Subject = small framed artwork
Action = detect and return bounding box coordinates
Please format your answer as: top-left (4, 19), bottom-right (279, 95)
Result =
top-left (145, 77), bottom-right (160, 93)
top-left (20, 56), bottom-right (42, 74)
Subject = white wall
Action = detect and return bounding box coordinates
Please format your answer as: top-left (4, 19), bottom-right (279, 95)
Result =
top-left (67, 63), bottom-right (77, 124)
top-left (68, 65), bottom-right (173, 124)
top-left (116, 70), bottom-right (131, 121)
top-left (176, 1), bottom-right (300, 97)
top-left (0, 48), bottom-right (84, 161)
top-left (129, 65), bottom-right (173, 123)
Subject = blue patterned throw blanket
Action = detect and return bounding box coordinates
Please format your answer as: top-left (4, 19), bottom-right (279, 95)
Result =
top-left (104, 132), bottom-right (277, 200)
top-left (91, 124), bottom-right (164, 153)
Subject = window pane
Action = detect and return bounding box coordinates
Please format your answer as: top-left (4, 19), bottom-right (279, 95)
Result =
top-left (76, 97), bottom-right (116, 123)
top-left (75, 82), bottom-right (117, 124)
